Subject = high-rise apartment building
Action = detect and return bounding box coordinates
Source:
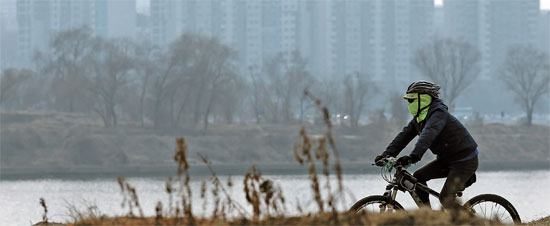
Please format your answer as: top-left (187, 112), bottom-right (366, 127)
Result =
top-left (10, 0), bottom-right (543, 95)
top-left (303, 1), bottom-right (330, 79)
top-left (383, 0), bottom-right (412, 84)
top-left (374, 0), bottom-right (433, 89)
top-left (441, 0), bottom-right (539, 80)
top-left (149, 0), bottom-right (175, 47)
top-left (486, 0), bottom-right (539, 79)
top-left (409, 0), bottom-right (435, 78)
top-left (243, 1), bottom-right (264, 69)
top-left (440, 0), bottom-right (540, 113)
top-left (261, 0), bottom-right (282, 61)
top-left (145, 0), bottom-right (436, 85)
top-left (149, 1), bottom-right (226, 49)
top-left (14, 0), bottom-right (136, 67)
top-left (442, 0), bottom-right (480, 45)
top-left (540, 10), bottom-right (550, 53)
top-left (1, 0), bottom-right (17, 30)
top-left (1, 0), bottom-right (19, 69)
top-left (16, 0), bottom-right (52, 65)
top-left (329, 0), bottom-right (366, 77)
top-left (104, 0), bottom-right (136, 38)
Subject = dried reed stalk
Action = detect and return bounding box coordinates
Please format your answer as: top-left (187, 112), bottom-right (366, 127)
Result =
top-left (155, 201), bottom-right (163, 225)
top-left (174, 137), bottom-right (195, 225)
top-left (243, 165), bottom-right (287, 221)
top-left (39, 197), bottom-right (48, 223)
top-left (117, 176), bottom-right (144, 218)
top-left (197, 152), bottom-right (248, 219)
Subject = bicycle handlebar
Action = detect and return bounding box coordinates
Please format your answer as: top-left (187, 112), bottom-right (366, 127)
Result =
top-left (373, 156), bottom-right (409, 169)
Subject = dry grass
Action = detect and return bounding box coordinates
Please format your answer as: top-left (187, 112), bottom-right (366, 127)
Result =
top-left (524, 216), bottom-right (550, 226)
top-left (68, 208), bottom-right (502, 226)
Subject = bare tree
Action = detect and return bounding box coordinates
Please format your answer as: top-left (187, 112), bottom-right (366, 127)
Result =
top-left (248, 65), bottom-right (265, 124)
top-left (134, 42), bottom-right (158, 127)
top-left (148, 35), bottom-right (192, 128)
top-left (413, 38), bottom-right (481, 109)
top-left (501, 45), bottom-right (550, 126)
top-left (89, 38), bottom-right (136, 127)
top-left (263, 51), bottom-right (313, 123)
top-left (313, 77), bottom-right (344, 121)
top-left (262, 54), bottom-right (285, 123)
top-left (343, 72), bottom-right (377, 127)
top-left (149, 52), bottom-right (177, 128)
top-left (199, 38), bottom-right (239, 130)
top-left (216, 76), bottom-right (246, 124)
top-left (144, 34), bottom-right (240, 130)
top-left (0, 68), bottom-right (32, 108)
top-left (46, 26), bottom-right (99, 112)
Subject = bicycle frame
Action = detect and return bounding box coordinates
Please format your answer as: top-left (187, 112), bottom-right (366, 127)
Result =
top-left (381, 164), bottom-right (440, 207)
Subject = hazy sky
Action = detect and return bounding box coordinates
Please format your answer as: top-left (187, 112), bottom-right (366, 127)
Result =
top-left (136, 0), bottom-right (149, 14)
top-left (137, 0), bottom-right (550, 13)
top-left (437, 0), bottom-right (549, 9)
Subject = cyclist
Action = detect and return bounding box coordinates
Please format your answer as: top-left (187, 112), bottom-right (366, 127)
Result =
top-left (375, 80), bottom-right (479, 209)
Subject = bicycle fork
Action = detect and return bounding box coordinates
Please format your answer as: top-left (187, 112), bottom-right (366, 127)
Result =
top-left (380, 184), bottom-right (399, 211)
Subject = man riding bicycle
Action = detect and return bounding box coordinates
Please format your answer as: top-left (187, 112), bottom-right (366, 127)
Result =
top-left (375, 80), bottom-right (479, 210)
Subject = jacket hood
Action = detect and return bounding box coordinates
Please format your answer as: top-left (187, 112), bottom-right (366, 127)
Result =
top-left (425, 98), bottom-right (448, 118)
top-left (430, 98), bottom-right (448, 110)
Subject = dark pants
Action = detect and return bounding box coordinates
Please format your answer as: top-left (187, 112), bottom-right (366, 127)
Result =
top-left (412, 156), bottom-right (478, 209)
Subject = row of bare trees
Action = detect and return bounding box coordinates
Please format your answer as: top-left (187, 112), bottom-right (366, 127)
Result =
top-left (0, 27), bottom-right (244, 129)
top-left (1, 27), bottom-right (380, 129)
top-left (1, 27), bottom-right (547, 128)
top-left (413, 38), bottom-right (481, 110)
top-left (249, 51), bottom-right (378, 126)
top-left (413, 38), bottom-right (549, 126)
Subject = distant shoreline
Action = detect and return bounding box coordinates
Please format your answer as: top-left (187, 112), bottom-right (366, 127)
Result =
top-left (1, 160), bottom-right (548, 181)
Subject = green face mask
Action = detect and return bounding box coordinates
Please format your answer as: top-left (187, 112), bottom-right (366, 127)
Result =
top-left (405, 93), bottom-right (432, 122)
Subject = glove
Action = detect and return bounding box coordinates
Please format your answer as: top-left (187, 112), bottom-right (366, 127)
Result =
top-left (396, 154), bottom-right (420, 166)
top-left (374, 154), bottom-right (387, 166)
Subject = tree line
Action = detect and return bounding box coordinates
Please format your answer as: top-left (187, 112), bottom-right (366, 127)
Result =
top-left (0, 27), bottom-right (379, 129)
top-left (1, 26), bottom-right (548, 128)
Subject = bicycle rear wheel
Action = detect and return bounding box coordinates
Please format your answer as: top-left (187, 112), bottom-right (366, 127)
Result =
top-left (464, 194), bottom-right (521, 224)
top-left (350, 195), bottom-right (404, 213)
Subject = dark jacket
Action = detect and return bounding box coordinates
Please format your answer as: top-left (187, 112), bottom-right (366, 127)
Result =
top-left (382, 99), bottom-right (477, 163)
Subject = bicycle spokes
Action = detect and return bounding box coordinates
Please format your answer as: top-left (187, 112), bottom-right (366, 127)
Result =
top-left (359, 202), bottom-right (398, 213)
top-left (469, 201), bottom-right (514, 223)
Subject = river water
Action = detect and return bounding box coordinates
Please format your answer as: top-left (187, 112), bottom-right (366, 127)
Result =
top-left (1, 170), bottom-right (549, 225)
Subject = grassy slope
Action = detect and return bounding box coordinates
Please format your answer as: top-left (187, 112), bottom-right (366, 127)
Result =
top-left (2, 111), bottom-right (549, 169)
top-left (526, 216), bottom-right (550, 226)
top-left (63, 209), bottom-right (548, 225)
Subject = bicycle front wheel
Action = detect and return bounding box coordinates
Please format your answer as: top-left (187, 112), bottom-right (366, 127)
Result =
top-left (464, 194), bottom-right (521, 224)
top-left (350, 195), bottom-right (404, 214)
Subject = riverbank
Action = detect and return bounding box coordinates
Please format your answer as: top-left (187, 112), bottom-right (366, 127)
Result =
top-left (2, 160), bottom-right (549, 181)
top-left (2, 111), bottom-right (549, 170)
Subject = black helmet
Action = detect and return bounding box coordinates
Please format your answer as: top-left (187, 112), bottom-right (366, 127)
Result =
top-left (405, 80), bottom-right (440, 98)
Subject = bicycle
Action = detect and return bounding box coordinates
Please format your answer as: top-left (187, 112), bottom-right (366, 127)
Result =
top-left (350, 156), bottom-right (521, 224)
